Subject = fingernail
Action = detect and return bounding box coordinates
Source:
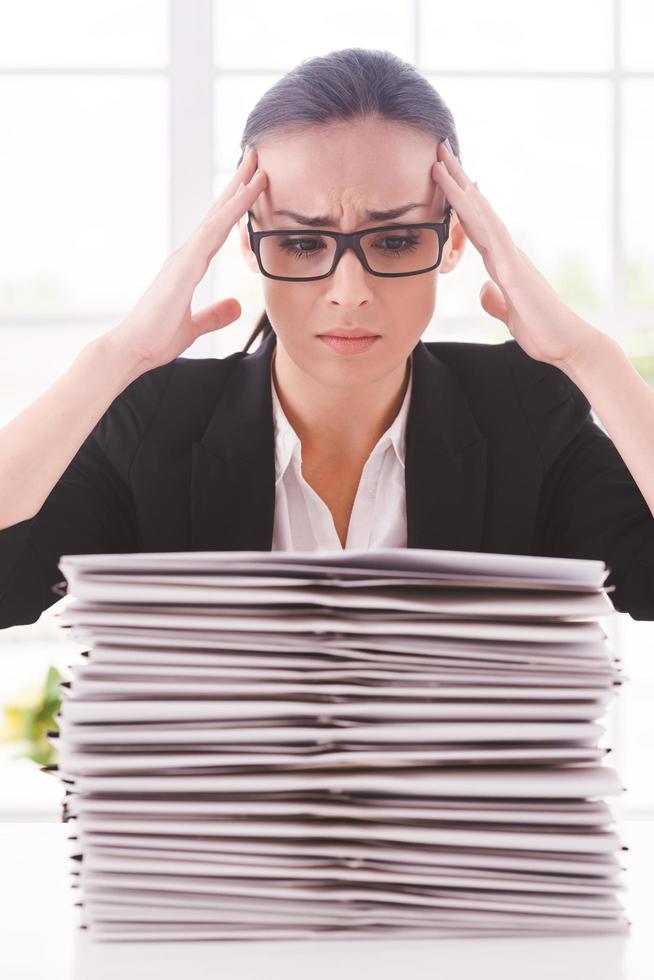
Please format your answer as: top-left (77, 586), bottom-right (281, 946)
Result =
top-left (444, 137), bottom-right (452, 152)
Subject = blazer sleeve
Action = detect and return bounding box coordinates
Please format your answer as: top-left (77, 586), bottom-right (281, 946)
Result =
top-left (0, 360), bottom-right (174, 631)
top-left (506, 342), bottom-right (654, 621)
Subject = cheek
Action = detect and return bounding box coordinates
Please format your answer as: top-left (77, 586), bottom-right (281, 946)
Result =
top-left (263, 281), bottom-right (313, 313)
top-left (262, 282), bottom-right (319, 342)
top-left (388, 277), bottom-right (437, 329)
top-left (264, 278), bottom-right (325, 310)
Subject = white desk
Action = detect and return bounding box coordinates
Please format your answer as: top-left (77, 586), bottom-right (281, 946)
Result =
top-left (1, 818), bottom-right (652, 980)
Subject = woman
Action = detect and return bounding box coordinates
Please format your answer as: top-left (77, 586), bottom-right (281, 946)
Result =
top-left (1, 47), bottom-right (653, 629)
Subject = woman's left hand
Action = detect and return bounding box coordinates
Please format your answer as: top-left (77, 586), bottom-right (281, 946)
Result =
top-left (432, 138), bottom-right (602, 372)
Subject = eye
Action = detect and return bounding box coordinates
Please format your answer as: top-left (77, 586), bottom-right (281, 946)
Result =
top-left (372, 234), bottom-right (421, 256)
top-left (277, 235), bottom-right (328, 260)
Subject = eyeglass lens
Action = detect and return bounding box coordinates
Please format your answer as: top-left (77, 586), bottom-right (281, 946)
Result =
top-left (259, 226), bottom-right (440, 278)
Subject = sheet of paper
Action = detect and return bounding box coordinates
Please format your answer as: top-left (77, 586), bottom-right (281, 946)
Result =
top-left (67, 814), bottom-right (621, 853)
top-left (64, 795), bottom-right (613, 826)
top-left (75, 849), bottom-right (620, 897)
top-left (80, 922), bottom-right (627, 941)
top-left (62, 764), bottom-right (623, 798)
top-left (66, 677), bottom-right (611, 698)
top-left (78, 631), bottom-right (614, 661)
top-left (54, 602), bottom-right (607, 643)
top-left (59, 578), bottom-right (614, 619)
top-left (54, 718), bottom-right (603, 746)
top-left (76, 869), bottom-right (623, 915)
top-left (70, 833), bottom-right (620, 877)
top-left (85, 646), bottom-right (617, 675)
top-left (58, 546), bottom-right (610, 588)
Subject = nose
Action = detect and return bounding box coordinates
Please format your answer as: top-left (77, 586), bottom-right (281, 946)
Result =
top-left (324, 244), bottom-right (375, 308)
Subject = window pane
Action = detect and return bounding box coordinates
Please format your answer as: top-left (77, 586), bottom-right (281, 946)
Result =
top-left (209, 167), bottom-right (265, 360)
top-left (212, 75), bottom-right (274, 356)
top-left (213, 0), bottom-right (415, 70)
top-left (214, 75), bottom-right (280, 172)
top-left (622, 81), bottom-right (654, 377)
top-left (420, 0), bottom-right (612, 72)
top-left (0, 77), bottom-right (169, 318)
top-left (622, 0), bottom-right (654, 70)
top-left (623, 81), bottom-right (654, 313)
top-left (0, 0), bottom-right (168, 68)
top-left (427, 78), bottom-right (612, 325)
top-left (0, 325), bottom-right (117, 425)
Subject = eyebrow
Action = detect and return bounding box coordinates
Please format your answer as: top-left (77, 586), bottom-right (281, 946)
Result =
top-left (269, 202), bottom-right (429, 227)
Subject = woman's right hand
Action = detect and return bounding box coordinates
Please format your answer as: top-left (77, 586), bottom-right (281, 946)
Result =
top-left (105, 147), bottom-right (267, 372)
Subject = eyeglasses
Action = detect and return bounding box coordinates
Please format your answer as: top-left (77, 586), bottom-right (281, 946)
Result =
top-left (246, 209), bottom-right (452, 282)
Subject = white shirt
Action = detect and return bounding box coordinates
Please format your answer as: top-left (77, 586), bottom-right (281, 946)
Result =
top-left (270, 350), bottom-right (413, 551)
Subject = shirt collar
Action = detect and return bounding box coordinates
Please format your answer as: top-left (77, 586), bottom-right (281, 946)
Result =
top-left (270, 349), bottom-right (414, 486)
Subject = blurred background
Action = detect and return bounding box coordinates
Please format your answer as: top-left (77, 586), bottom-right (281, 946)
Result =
top-left (1, 0), bottom-right (653, 819)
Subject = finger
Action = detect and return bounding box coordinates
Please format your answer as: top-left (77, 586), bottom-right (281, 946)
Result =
top-left (220, 167), bottom-right (268, 226)
top-left (209, 147), bottom-right (259, 215)
top-left (191, 169), bottom-right (268, 262)
top-left (479, 280), bottom-right (509, 325)
top-left (191, 297), bottom-right (242, 338)
top-left (437, 138), bottom-right (471, 192)
top-left (429, 168), bottom-right (449, 219)
top-left (171, 166), bottom-right (266, 283)
top-left (432, 159), bottom-right (469, 213)
top-left (432, 159), bottom-right (514, 256)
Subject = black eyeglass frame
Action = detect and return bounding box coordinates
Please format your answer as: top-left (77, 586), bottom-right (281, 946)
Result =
top-left (246, 209), bottom-right (453, 282)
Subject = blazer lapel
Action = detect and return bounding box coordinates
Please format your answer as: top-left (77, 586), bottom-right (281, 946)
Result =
top-left (405, 340), bottom-right (487, 552)
top-left (190, 329), bottom-right (488, 553)
top-left (190, 330), bottom-right (277, 551)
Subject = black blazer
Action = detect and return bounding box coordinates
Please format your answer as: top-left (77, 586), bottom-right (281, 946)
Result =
top-left (2, 328), bottom-right (653, 629)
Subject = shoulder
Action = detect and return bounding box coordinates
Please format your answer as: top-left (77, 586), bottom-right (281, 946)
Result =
top-left (422, 338), bottom-right (592, 463)
top-left (91, 346), bottom-right (247, 469)
top-left (423, 337), bottom-right (584, 400)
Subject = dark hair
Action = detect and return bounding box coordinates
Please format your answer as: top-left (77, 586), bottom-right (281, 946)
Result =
top-left (237, 47), bottom-right (461, 354)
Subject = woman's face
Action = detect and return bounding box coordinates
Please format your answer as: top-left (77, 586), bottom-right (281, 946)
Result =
top-left (238, 117), bottom-right (466, 389)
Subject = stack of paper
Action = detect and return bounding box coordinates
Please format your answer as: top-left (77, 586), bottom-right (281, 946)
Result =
top-left (48, 547), bottom-right (627, 942)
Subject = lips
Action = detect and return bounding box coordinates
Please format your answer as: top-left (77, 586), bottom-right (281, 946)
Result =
top-left (319, 335), bottom-right (379, 354)
top-left (318, 329), bottom-right (379, 339)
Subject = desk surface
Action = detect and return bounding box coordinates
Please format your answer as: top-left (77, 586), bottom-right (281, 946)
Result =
top-left (1, 818), bottom-right (652, 980)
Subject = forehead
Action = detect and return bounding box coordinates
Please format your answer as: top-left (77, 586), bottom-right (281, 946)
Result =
top-left (252, 119), bottom-right (445, 223)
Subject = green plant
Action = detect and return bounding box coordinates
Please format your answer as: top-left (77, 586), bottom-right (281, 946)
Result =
top-left (0, 664), bottom-right (64, 767)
